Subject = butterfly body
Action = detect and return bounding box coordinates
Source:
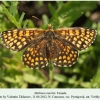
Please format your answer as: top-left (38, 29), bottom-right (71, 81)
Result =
top-left (44, 27), bottom-right (56, 60)
top-left (1, 24), bottom-right (97, 68)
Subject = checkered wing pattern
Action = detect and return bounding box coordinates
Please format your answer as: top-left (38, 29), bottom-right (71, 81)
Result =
top-left (22, 39), bottom-right (48, 69)
top-left (55, 27), bottom-right (97, 50)
top-left (1, 28), bottom-right (45, 51)
top-left (1, 25), bottom-right (96, 68)
top-left (53, 39), bottom-right (78, 67)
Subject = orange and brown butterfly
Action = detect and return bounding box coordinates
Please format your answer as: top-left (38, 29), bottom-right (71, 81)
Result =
top-left (0, 24), bottom-right (97, 69)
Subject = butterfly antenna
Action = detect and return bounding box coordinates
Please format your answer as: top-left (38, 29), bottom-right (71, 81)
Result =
top-left (32, 16), bottom-right (53, 29)
top-left (32, 16), bottom-right (45, 26)
top-left (32, 16), bottom-right (40, 20)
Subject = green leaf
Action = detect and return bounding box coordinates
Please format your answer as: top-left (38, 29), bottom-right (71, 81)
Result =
top-left (23, 70), bottom-right (47, 84)
top-left (1, 4), bottom-right (21, 28)
top-left (9, 2), bottom-right (19, 16)
top-left (48, 3), bottom-right (56, 16)
top-left (26, 19), bottom-right (35, 28)
top-left (52, 1), bottom-right (97, 27)
top-left (54, 73), bottom-right (68, 83)
top-left (56, 1), bottom-right (64, 8)
top-left (91, 59), bottom-right (100, 88)
top-left (2, 1), bottom-right (9, 7)
top-left (19, 12), bottom-right (25, 24)
top-left (42, 14), bottom-right (49, 25)
top-left (23, 19), bottom-right (28, 28)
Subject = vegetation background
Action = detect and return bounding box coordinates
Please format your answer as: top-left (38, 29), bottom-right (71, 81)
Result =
top-left (0, 1), bottom-right (100, 88)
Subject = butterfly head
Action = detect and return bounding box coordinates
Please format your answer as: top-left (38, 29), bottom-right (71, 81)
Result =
top-left (48, 24), bottom-right (52, 29)
top-left (44, 24), bottom-right (55, 41)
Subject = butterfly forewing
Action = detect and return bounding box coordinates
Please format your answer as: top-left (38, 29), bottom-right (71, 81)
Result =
top-left (55, 27), bottom-right (97, 50)
top-left (1, 28), bottom-right (45, 51)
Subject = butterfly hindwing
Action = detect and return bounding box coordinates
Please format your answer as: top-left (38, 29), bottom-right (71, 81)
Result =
top-left (53, 39), bottom-right (78, 67)
top-left (22, 39), bottom-right (48, 69)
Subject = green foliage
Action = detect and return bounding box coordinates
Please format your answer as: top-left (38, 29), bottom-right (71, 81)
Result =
top-left (0, 1), bottom-right (100, 88)
top-left (48, 1), bottom-right (97, 27)
top-left (1, 3), bottom-right (21, 28)
top-left (91, 60), bottom-right (100, 88)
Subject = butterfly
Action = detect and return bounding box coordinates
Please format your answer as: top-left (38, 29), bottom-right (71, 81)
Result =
top-left (1, 24), bottom-right (97, 69)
